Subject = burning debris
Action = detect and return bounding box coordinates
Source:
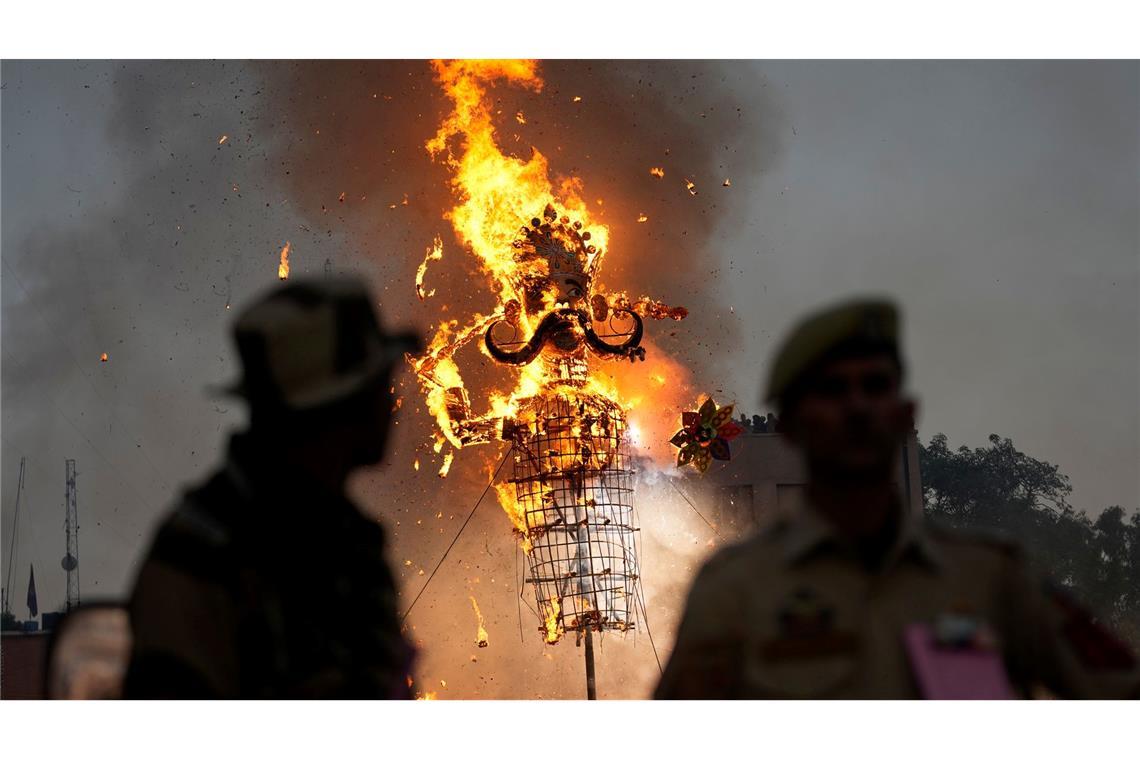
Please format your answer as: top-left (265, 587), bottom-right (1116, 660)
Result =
top-left (415, 236), bottom-right (443, 301)
top-left (277, 241), bottom-right (291, 280)
top-left (684, 178), bottom-right (698, 196)
top-left (100, 352), bottom-right (109, 362)
top-left (544, 595), bottom-right (562, 644)
top-left (722, 178), bottom-right (731, 187)
top-left (217, 134), bottom-right (228, 145)
top-left (470, 596), bottom-right (489, 648)
top-left (637, 214), bottom-right (649, 223)
top-left (649, 167), bottom-right (665, 178)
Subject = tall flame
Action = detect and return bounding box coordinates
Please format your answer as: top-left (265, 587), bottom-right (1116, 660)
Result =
top-left (414, 59), bottom-right (615, 466)
top-left (415, 59), bottom-right (694, 558)
top-left (425, 60), bottom-right (608, 305)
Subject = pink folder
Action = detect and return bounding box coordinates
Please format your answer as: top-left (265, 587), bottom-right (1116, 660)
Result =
top-left (903, 623), bottom-right (1014, 699)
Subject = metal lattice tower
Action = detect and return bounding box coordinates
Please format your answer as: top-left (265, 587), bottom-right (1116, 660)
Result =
top-left (62, 459), bottom-right (80, 611)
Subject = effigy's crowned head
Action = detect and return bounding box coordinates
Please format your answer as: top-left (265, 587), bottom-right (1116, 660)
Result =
top-left (512, 203), bottom-right (596, 311)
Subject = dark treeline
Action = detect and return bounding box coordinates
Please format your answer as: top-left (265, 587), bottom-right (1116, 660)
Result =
top-left (920, 433), bottom-right (1140, 647)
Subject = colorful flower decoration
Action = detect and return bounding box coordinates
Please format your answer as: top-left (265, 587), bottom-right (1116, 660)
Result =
top-left (669, 397), bottom-right (745, 473)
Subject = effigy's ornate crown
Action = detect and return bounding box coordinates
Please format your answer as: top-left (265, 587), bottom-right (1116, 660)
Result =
top-left (512, 203), bottom-right (595, 279)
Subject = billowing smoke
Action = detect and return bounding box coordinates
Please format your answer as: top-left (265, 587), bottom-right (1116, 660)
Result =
top-left (2, 60), bottom-right (304, 615)
top-left (2, 60), bottom-right (781, 697)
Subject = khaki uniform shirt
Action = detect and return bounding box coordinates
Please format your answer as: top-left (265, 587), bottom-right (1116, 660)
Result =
top-left (655, 504), bottom-right (1139, 699)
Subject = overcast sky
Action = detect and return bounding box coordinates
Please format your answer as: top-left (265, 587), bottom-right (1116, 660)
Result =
top-left (2, 60), bottom-right (1137, 624)
top-left (717, 61), bottom-right (1138, 516)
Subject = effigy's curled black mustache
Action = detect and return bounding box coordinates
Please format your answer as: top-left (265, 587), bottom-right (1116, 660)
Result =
top-left (485, 308), bottom-right (645, 366)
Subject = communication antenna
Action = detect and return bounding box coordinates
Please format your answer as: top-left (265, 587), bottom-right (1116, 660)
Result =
top-left (3, 457), bottom-right (26, 616)
top-left (62, 459), bottom-right (80, 611)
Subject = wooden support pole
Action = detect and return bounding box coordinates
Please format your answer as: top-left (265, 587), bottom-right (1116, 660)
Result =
top-left (584, 627), bottom-right (597, 700)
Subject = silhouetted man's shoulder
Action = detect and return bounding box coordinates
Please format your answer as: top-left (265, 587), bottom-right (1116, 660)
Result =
top-left (144, 472), bottom-right (244, 576)
top-left (918, 520), bottom-right (1038, 591)
top-left (698, 529), bottom-right (778, 582)
top-left (653, 528), bottom-right (787, 699)
top-left (124, 468), bottom-right (247, 698)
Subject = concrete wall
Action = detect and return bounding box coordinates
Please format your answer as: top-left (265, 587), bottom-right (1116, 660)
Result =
top-left (1, 632), bottom-right (49, 699)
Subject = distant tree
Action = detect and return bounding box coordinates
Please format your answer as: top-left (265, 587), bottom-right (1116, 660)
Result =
top-left (920, 433), bottom-right (1138, 645)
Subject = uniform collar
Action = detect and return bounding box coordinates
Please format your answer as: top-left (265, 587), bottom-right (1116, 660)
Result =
top-left (779, 494), bottom-right (944, 572)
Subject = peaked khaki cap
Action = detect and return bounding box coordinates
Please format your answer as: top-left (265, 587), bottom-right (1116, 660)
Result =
top-left (765, 297), bottom-right (900, 403)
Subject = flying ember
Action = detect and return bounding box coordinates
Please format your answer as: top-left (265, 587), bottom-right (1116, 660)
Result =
top-left (470, 596), bottom-right (489, 648)
top-left (277, 241), bottom-right (291, 280)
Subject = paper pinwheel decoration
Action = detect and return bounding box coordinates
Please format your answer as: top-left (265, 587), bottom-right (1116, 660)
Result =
top-left (669, 397), bottom-right (745, 473)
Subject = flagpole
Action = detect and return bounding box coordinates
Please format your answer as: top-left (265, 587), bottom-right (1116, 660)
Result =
top-left (27, 563), bottom-right (38, 620)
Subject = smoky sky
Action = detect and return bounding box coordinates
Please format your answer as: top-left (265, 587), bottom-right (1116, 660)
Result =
top-left (1, 61), bottom-right (1137, 696)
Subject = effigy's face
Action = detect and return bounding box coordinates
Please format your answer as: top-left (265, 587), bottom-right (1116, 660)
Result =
top-left (520, 270), bottom-right (591, 320)
top-left (512, 203), bottom-right (595, 318)
top-left (549, 272), bottom-right (587, 307)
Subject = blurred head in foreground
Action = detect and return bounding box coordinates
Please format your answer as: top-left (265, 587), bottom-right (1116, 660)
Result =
top-left (766, 297), bottom-right (915, 487)
top-left (224, 276), bottom-right (422, 480)
top-left (125, 276), bottom-right (422, 699)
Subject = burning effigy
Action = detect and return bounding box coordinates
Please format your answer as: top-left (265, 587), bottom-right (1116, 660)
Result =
top-left (411, 61), bottom-right (687, 690)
